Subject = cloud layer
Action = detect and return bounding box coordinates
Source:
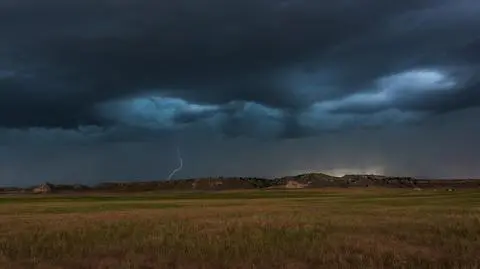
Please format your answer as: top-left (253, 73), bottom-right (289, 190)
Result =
top-left (1, 0), bottom-right (479, 140)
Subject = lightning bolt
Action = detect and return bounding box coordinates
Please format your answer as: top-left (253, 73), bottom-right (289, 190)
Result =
top-left (167, 147), bottom-right (183, 180)
top-left (147, 97), bottom-right (184, 180)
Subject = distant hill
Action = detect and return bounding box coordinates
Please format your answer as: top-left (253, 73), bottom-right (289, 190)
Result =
top-left (1, 173), bottom-right (480, 194)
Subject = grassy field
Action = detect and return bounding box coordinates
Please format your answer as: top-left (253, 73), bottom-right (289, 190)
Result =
top-left (0, 189), bottom-right (479, 269)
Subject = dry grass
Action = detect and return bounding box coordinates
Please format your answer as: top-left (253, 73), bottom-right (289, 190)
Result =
top-left (0, 189), bottom-right (479, 268)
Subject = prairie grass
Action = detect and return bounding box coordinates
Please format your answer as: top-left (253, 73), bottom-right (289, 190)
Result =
top-left (0, 189), bottom-right (479, 268)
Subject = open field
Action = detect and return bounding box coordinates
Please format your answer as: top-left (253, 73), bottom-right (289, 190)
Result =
top-left (1, 189), bottom-right (479, 269)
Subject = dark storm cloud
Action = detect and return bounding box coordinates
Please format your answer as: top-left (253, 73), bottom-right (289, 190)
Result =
top-left (1, 0), bottom-right (479, 138)
top-left (0, 76), bottom-right (104, 128)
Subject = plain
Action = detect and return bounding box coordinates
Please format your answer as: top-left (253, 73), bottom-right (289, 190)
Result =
top-left (0, 189), bottom-right (479, 269)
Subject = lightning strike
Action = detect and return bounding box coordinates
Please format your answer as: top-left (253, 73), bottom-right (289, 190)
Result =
top-left (167, 147), bottom-right (183, 180)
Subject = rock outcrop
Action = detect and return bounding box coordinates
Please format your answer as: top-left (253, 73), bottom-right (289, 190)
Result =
top-left (32, 183), bottom-right (53, 194)
top-left (285, 180), bottom-right (309, 189)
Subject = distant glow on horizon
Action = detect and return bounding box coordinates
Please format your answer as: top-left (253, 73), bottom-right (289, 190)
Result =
top-left (323, 167), bottom-right (386, 177)
top-left (288, 166), bottom-right (386, 177)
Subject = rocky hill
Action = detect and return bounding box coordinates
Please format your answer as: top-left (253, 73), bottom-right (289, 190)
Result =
top-left (2, 173), bottom-right (480, 194)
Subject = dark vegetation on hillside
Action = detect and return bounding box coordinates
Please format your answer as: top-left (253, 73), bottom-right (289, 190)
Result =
top-left (1, 173), bottom-right (479, 194)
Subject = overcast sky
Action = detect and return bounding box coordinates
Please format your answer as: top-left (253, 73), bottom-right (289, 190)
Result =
top-left (1, 0), bottom-right (479, 186)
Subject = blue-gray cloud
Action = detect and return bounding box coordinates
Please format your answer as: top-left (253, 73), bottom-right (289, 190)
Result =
top-left (1, 0), bottom-right (479, 140)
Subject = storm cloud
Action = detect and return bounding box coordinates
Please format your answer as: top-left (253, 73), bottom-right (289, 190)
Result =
top-left (0, 0), bottom-right (479, 184)
top-left (1, 0), bottom-right (479, 137)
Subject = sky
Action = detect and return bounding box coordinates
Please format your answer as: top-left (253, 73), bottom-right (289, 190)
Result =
top-left (1, 0), bottom-right (480, 186)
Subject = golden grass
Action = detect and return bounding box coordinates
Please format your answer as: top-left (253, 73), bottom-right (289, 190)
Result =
top-left (0, 189), bottom-right (479, 268)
